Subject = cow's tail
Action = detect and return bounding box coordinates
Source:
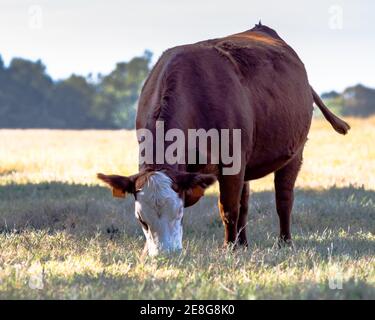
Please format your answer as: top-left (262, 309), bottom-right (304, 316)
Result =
top-left (311, 87), bottom-right (350, 135)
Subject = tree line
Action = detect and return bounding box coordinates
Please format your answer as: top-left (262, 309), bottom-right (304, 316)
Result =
top-left (0, 50), bottom-right (152, 129)
top-left (0, 51), bottom-right (374, 129)
top-left (321, 84), bottom-right (375, 118)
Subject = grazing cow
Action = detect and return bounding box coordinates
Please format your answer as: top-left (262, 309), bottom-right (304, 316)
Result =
top-left (98, 23), bottom-right (350, 256)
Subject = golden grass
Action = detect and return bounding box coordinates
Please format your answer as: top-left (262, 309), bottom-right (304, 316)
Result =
top-left (0, 117), bottom-right (374, 299)
top-left (1, 117), bottom-right (374, 190)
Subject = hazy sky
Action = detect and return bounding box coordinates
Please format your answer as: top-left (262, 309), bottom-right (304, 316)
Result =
top-left (0, 0), bottom-right (374, 93)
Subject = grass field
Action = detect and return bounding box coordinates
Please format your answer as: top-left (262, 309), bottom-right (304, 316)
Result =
top-left (0, 117), bottom-right (374, 299)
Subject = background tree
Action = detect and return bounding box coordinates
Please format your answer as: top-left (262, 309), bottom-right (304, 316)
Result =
top-left (0, 58), bottom-right (53, 128)
top-left (1, 50), bottom-right (374, 129)
top-left (0, 51), bottom-right (152, 129)
top-left (93, 50), bottom-right (152, 128)
top-left (50, 75), bottom-right (96, 128)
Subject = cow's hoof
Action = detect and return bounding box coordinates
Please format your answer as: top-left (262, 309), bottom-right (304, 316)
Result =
top-left (222, 242), bottom-right (235, 252)
top-left (277, 238), bottom-right (294, 249)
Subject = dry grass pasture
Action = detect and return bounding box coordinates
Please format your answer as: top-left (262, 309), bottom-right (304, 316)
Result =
top-left (0, 117), bottom-right (374, 299)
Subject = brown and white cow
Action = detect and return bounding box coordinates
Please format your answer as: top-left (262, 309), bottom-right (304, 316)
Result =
top-left (98, 23), bottom-right (350, 256)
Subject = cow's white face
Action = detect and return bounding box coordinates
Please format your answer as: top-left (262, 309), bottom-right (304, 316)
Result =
top-left (134, 172), bottom-right (184, 256)
top-left (97, 170), bottom-right (216, 257)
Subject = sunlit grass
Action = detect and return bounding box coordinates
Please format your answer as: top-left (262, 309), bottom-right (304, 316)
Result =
top-left (0, 117), bottom-right (374, 299)
top-left (1, 118), bottom-right (374, 191)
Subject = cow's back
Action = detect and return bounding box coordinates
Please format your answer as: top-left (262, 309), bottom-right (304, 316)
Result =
top-left (136, 27), bottom-right (313, 178)
top-left (214, 29), bottom-right (314, 177)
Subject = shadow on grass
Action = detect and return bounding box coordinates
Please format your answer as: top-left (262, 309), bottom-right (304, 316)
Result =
top-left (0, 182), bottom-right (374, 257)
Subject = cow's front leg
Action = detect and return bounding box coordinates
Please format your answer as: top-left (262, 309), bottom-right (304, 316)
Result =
top-left (274, 151), bottom-right (303, 246)
top-left (218, 175), bottom-right (244, 247)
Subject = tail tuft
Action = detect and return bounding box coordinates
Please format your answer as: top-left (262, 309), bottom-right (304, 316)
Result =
top-left (311, 87), bottom-right (350, 135)
top-left (328, 116), bottom-right (351, 135)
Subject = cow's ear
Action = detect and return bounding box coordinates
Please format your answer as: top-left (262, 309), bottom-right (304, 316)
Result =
top-left (97, 173), bottom-right (136, 198)
top-left (173, 172), bottom-right (217, 207)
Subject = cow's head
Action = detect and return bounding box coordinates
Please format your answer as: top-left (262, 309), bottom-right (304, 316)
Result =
top-left (97, 170), bottom-right (216, 256)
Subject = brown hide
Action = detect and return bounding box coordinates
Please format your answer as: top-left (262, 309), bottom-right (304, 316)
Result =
top-left (134, 24), bottom-right (349, 246)
top-left (137, 24), bottom-right (313, 179)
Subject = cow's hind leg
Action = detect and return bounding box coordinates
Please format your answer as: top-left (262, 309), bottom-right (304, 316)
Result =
top-left (218, 175), bottom-right (244, 248)
top-left (237, 182), bottom-right (250, 246)
top-left (274, 152), bottom-right (303, 246)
